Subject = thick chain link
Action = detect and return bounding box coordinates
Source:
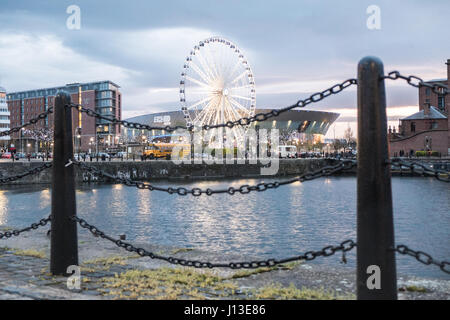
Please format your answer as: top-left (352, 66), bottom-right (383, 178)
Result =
top-left (74, 159), bottom-right (356, 196)
top-left (0, 216), bottom-right (51, 239)
top-left (0, 107), bottom-right (54, 137)
top-left (392, 245), bottom-right (450, 274)
top-left (0, 163), bottom-right (53, 184)
top-left (68, 78), bottom-right (357, 132)
top-left (390, 158), bottom-right (449, 182)
top-left (383, 71), bottom-right (449, 95)
top-left (72, 215), bottom-right (355, 269)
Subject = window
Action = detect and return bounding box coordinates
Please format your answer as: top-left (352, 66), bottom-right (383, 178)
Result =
top-left (410, 122), bottom-right (416, 133)
top-left (438, 95), bottom-right (445, 111)
top-left (425, 88), bottom-right (431, 96)
top-left (96, 91), bottom-right (112, 99)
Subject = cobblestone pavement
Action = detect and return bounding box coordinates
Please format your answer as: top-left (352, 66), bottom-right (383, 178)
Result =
top-left (0, 227), bottom-right (449, 300)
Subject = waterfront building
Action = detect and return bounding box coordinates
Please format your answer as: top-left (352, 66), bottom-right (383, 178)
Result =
top-left (7, 81), bottom-right (121, 153)
top-left (389, 59), bottom-right (450, 156)
top-left (0, 86), bottom-right (10, 149)
top-left (121, 108), bottom-right (339, 147)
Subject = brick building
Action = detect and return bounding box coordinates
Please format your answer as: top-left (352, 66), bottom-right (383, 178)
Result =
top-left (7, 81), bottom-right (121, 154)
top-left (389, 59), bottom-right (450, 156)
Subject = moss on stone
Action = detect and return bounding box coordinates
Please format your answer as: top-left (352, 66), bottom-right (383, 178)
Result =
top-left (249, 283), bottom-right (354, 300)
top-left (98, 267), bottom-right (239, 300)
top-left (13, 249), bottom-right (46, 259)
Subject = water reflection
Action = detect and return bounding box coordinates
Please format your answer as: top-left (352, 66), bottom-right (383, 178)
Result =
top-left (0, 191), bottom-right (8, 225)
top-left (0, 177), bottom-right (448, 279)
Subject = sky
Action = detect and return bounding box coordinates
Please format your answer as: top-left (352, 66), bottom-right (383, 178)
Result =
top-left (0, 0), bottom-right (449, 138)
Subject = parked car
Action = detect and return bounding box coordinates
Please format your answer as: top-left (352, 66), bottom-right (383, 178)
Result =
top-left (278, 145), bottom-right (297, 158)
top-left (1, 152), bottom-right (12, 159)
top-left (96, 152), bottom-right (110, 159)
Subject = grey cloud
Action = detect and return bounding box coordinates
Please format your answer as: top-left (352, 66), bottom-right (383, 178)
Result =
top-left (1, 0), bottom-right (449, 125)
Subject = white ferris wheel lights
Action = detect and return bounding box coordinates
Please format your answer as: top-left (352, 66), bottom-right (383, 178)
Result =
top-left (180, 37), bottom-right (256, 146)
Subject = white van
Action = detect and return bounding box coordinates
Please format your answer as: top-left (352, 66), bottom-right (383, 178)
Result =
top-left (279, 145), bottom-right (297, 158)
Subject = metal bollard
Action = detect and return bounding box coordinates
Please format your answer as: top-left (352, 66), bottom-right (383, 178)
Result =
top-left (356, 56), bottom-right (397, 300)
top-left (50, 91), bottom-right (78, 275)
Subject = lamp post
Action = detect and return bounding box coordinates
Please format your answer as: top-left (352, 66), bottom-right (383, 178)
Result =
top-left (76, 133), bottom-right (81, 155)
top-left (20, 128), bottom-right (24, 154)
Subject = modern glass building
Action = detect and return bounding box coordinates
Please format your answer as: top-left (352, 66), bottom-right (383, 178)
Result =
top-left (122, 108), bottom-right (339, 144)
top-left (0, 86), bottom-right (10, 147)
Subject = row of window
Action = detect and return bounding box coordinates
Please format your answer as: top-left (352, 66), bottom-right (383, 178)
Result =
top-left (95, 90), bottom-right (117, 99)
top-left (8, 89), bottom-right (57, 100)
top-left (409, 121), bottom-right (439, 133)
top-left (0, 115), bottom-right (10, 120)
top-left (96, 99), bottom-right (116, 107)
top-left (98, 107), bottom-right (115, 115)
top-left (424, 96), bottom-right (446, 111)
top-left (0, 123), bottom-right (9, 128)
top-left (7, 82), bottom-right (119, 100)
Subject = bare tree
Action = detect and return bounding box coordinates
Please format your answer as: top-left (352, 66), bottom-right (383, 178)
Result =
top-left (343, 125), bottom-right (356, 151)
top-left (22, 128), bottom-right (54, 156)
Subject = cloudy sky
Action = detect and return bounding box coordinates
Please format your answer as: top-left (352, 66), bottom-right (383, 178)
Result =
top-left (0, 0), bottom-right (449, 137)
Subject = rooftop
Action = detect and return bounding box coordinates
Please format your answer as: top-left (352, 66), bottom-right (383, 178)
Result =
top-left (401, 106), bottom-right (447, 121)
top-left (7, 80), bottom-right (120, 98)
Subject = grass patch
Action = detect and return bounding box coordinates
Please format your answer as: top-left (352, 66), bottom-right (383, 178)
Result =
top-left (230, 267), bottom-right (276, 279)
top-left (170, 248), bottom-right (194, 255)
top-left (249, 283), bottom-right (354, 300)
top-left (229, 261), bottom-right (301, 279)
top-left (13, 249), bottom-right (46, 259)
top-left (98, 267), bottom-right (239, 300)
top-left (399, 285), bottom-right (428, 293)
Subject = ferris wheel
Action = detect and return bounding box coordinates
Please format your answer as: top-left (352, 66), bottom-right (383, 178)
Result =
top-left (180, 37), bottom-right (256, 147)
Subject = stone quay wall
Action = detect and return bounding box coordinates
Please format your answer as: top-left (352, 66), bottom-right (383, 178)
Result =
top-left (0, 158), bottom-right (345, 185)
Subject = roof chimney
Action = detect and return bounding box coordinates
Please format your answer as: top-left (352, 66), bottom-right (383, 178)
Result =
top-left (424, 103), bottom-right (431, 116)
top-left (447, 59), bottom-right (450, 82)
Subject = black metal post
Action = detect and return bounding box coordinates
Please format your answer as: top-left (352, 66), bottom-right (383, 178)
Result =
top-left (50, 91), bottom-right (78, 275)
top-left (357, 57), bottom-right (397, 299)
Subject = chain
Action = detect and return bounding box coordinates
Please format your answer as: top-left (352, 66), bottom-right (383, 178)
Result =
top-left (72, 215), bottom-right (355, 269)
top-left (0, 107), bottom-right (53, 137)
top-left (392, 245), bottom-right (450, 274)
top-left (383, 71), bottom-right (449, 95)
top-left (0, 216), bottom-right (51, 240)
top-left (68, 78), bottom-right (357, 132)
top-left (74, 159), bottom-right (356, 196)
top-left (0, 162), bottom-right (53, 184)
top-left (390, 158), bottom-right (449, 182)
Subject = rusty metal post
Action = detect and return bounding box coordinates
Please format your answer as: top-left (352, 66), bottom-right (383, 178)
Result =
top-left (357, 56), bottom-right (397, 300)
top-left (50, 91), bottom-right (78, 275)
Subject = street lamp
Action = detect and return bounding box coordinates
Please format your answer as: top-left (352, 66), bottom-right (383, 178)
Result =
top-left (20, 128), bottom-right (25, 154)
top-left (76, 134), bottom-right (81, 155)
top-left (89, 137), bottom-right (94, 154)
